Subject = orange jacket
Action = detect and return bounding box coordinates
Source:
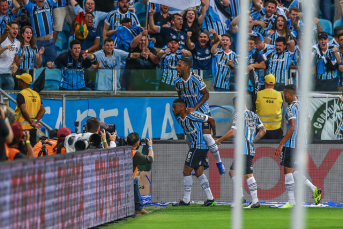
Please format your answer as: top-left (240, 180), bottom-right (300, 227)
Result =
top-left (132, 150), bottom-right (137, 179)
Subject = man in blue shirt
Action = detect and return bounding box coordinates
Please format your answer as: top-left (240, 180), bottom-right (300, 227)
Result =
top-left (46, 40), bottom-right (93, 90)
top-left (172, 98), bottom-right (216, 207)
top-left (216, 96), bottom-right (266, 208)
top-left (78, 12), bottom-right (101, 53)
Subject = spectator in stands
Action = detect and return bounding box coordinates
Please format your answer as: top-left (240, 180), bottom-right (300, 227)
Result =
top-left (5, 122), bottom-right (35, 161)
top-left (157, 35), bottom-right (191, 91)
top-left (52, 1), bottom-right (75, 42)
top-left (0, 105), bottom-right (13, 161)
top-left (149, 8), bottom-right (187, 48)
top-left (252, 0), bottom-right (278, 37)
top-left (15, 73), bottom-right (45, 146)
top-left (312, 31), bottom-right (341, 91)
top-left (329, 26), bottom-right (343, 48)
top-left (0, 0), bottom-right (20, 35)
top-left (266, 15), bottom-right (296, 45)
top-left (111, 18), bottom-right (142, 52)
top-left (103, 0), bottom-right (140, 39)
top-left (23, 0), bottom-right (57, 65)
top-left (85, 37), bottom-right (140, 90)
top-left (47, 40), bottom-right (93, 90)
top-left (127, 132), bottom-right (154, 215)
top-left (211, 34), bottom-right (238, 91)
top-left (287, 7), bottom-right (302, 36)
top-left (123, 28), bottom-right (159, 90)
top-left (55, 127), bottom-right (71, 154)
top-left (180, 6), bottom-right (206, 43)
top-left (0, 21), bottom-right (20, 90)
top-left (263, 36), bottom-right (296, 90)
top-left (247, 35), bottom-right (266, 92)
top-left (79, 12), bottom-right (101, 53)
top-left (14, 26), bottom-right (44, 76)
top-left (70, 0), bottom-right (108, 29)
top-left (201, 0), bottom-right (228, 36)
top-left (33, 128), bottom-right (58, 157)
top-left (152, 4), bottom-right (171, 48)
top-left (337, 33), bottom-right (343, 88)
top-left (255, 34), bottom-right (275, 57)
top-left (186, 29), bottom-right (217, 90)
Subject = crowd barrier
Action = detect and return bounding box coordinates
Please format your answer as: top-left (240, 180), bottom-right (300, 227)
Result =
top-left (0, 146), bottom-right (134, 229)
top-left (152, 141), bottom-right (343, 203)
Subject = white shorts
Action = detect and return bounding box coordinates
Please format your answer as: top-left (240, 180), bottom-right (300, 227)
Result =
top-left (53, 5), bottom-right (75, 32)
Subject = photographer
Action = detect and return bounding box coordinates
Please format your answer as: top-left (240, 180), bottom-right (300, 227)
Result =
top-left (56, 127), bottom-right (71, 154)
top-left (5, 122), bottom-right (35, 161)
top-left (0, 106), bottom-right (13, 161)
top-left (86, 117), bottom-right (116, 148)
top-left (99, 121), bottom-right (117, 148)
top-left (127, 132), bottom-right (154, 215)
top-left (33, 129), bottom-right (58, 157)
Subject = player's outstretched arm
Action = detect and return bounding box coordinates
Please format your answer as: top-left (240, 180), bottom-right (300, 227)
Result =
top-left (215, 128), bottom-right (236, 145)
top-left (275, 119), bottom-right (295, 156)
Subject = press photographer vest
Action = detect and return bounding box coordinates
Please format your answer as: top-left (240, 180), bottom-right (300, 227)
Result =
top-left (33, 139), bottom-right (58, 157)
top-left (4, 143), bottom-right (21, 161)
top-left (256, 89), bottom-right (283, 130)
top-left (15, 88), bottom-right (41, 130)
top-left (132, 149), bottom-right (137, 179)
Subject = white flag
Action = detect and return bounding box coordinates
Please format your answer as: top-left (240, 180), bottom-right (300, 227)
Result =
top-left (149, 0), bottom-right (201, 11)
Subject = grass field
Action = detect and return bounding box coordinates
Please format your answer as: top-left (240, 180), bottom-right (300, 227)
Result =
top-left (103, 204), bottom-right (343, 229)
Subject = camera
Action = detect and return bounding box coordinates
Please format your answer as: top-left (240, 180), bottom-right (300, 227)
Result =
top-left (115, 136), bottom-right (147, 147)
top-left (64, 133), bottom-right (101, 153)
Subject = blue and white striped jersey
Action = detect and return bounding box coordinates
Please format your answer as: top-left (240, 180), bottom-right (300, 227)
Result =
top-left (212, 49), bottom-right (238, 89)
top-left (174, 72), bottom-right (210, 114)
top-left (328, 38), bottom-right (339, 48)
top-left (312, 45), bottom-right (338, 80)
top-left (55, 0), bottom-right (69, 7)
top-left (176, 111), bottom-right (209, 149)
top-left (16, 45), bottom-right (38, 70)
top-left (231, 110), bottom-right (264, 156)
top-left (267, 31), bottom-right (296, 46)
top-left (202, 9), bottom-right (226, 35)
top-left (252, 8), bottom-right (277, 37)
top-left (285, 101), bottom-right (300, 148)
top-left (160, 50), bottom-right (184, 85)
top-left (24, 0), bottom-right (56, 38)
top-left (105, 10), bottom-right (140, 31)
top-left (264, 50), bottom-right (295, 83)
top-left (258, 43), bottom-right (274, 56)
top-left (0, 14), bottom-right (11, 35)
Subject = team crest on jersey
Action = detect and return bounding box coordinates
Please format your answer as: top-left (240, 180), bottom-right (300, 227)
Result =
top-left (197, 52), bottom-right (201, 55)
top-left (205, 49), bottom-right (210, 54)
top-left (180, 35), bottom-right (184, 40)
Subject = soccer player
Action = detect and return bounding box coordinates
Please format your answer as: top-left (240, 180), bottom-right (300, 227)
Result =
top-left (216, 96), bottom-right (266, 208)
top-left (275, 85), bottom-right (322, 208)
top-left (171, 98), bottom-right (216, 207)
top-left (174, 58), bottom-right (226, 175)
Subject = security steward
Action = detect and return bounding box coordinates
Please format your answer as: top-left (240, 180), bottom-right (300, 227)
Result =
top-left (14, 73), bottom-right (45, 146)
top-left (255, 74), bottom-right (283, 139)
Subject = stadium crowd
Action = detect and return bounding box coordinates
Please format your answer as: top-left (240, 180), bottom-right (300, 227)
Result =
top-left (0, 0), bottom-right (341, 91)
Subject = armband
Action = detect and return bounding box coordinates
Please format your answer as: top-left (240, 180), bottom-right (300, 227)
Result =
top-left (26, 140), bottom-right (30, 144)
top-left (148, 145), bottom-right (152, 150)
top-left (103, 139), bottom-right (107, 143)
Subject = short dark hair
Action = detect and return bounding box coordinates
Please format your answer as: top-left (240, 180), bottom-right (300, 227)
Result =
top-left (334, 26), bottom-right (343, 37)
top-left (49, 129), bottom-right (58, 139)
top-left (248, 36), bottom-right (255, 41)
top-left (289, 6), bottom-right (300, 13)
top-left (284, 84), bottom-right (296, 95)
top-left (8, 21), bottom-right (19, 28)
top-left (173, 98), bottom-right (186, 105)
top-left (338, 33), bottom-right (343, 39)
top-left (275, 36), bottom-right (287, 45)
top-left (171, 13), bottom-right (182, 21)
top-left (222, 33), bottom-right (231, 41)
top-left (127, 132), bottom-right (140, 146)
top-left (266, 0), bottom-right (277, 7)
top-left (86, 117), bottom-right (100, 133)
top-left (70, 39), bottom-right (81, 49)
top-left (179, 58), bottom-right (192, 68)
top-left (104, 37), bottom-right (114, 44)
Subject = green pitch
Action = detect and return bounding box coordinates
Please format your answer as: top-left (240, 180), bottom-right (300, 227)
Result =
top-left (103, 204), bottom-right (342, 229)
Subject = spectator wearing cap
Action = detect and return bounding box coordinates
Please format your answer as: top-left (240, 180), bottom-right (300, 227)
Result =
top-left (78, 12), bottom-right (101, 53)
top-left (186, 29), bottom-right (217, 90)
top-left (5, 121), bottom-right (35, 161)
top-left (0, 21), bottom-right (20, 90)
top-left (255, 74), bottom-right (283, 139)
top-left (149, 8), bottom-right (187, 48)
top-left (312, 31), bottom-right (342, 91)
top-left (56, 127), bottom-right (71, 154)
top-left (14, 73), bottom-right (45, 146)
top-left (33, 128), bottom-right (58, 157)
top-left (157, 35), bottom-right (191, 91)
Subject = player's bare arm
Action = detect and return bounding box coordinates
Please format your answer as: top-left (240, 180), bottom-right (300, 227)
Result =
top-left (275, 119), bottom-right (296, 156)
top-left (215, 128), bottom-right (236, 145)
top-left (254, 126), bottom-right (266, 142)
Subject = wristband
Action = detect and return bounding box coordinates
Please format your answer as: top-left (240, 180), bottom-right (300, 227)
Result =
top-left (4, 118), bottom-right (9, 122)
top-left (103, 139), bottom-right (107, 143)
top-left (148, 145), bottom-right (152, 150)
top-left (26, 140), bottom-right (30, 144)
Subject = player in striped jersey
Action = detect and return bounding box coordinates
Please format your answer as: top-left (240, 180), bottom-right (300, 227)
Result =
top-left (263, 37), bottom-right (296, 90)
top-left (252, 0), bottom-right (278, 37)
top-left (216, 96), bottom-right (266, 208)
top-left (158, 36), bottom-right (191, 91)
top-left (211, 34), bottom-right (238, 91)
top-left (275, 85), bottom-right (322, 208)
top-left (103, 0), bottom-right (140, 39)
top-left (172, 98), bottom-right (216, 207)
top-left (174, 58), bottom-right (226, 175)
top-left (266, 15), bottom-right (297, 46)
top-left (312, 32), bottom-right (341, 91)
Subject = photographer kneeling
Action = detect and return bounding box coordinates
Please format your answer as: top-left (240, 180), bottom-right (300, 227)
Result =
top-left (127, 133), bottom-right (154, 215)
top-left (33, 129), bottom-right (59, 157)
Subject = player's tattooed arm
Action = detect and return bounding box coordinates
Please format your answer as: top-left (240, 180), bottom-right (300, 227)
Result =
top-left (254, 126), bottom-right (266, 142)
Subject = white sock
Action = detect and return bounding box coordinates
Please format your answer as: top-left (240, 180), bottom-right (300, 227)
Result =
top-left (183, 176), bottom-right (192, 203)
top-left (198, 174), bottom-right (214, 200)
top-left (246, 177), bottom-right (258, 204)
top-left (293, 171), bottom-right (316, 193)
top-left (232, 176), bottom-right (244, 198)
top-left (203, 134), bottom-right (222, 163)
top-left (285, 173), bottom-right (295, 204)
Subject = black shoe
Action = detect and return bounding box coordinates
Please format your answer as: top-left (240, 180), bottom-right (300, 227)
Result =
top-left (201, 199), bottom-right (216, 207)
top-left (244, 202), bottom-right (260, 209)
top-left (231, 197), bottom-right (246, 208)
top-left (172, 200), bottom-right (190, 206)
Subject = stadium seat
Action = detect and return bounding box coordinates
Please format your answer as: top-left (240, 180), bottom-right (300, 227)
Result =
top-left (55, 32), bottom-right (67, 51)
top-left (45, 68), bottom-right (62, 81)
top-left (333, 19), bottom-right (342, 29)
top-left (44, 80), bottom-right (60, 90)
top-left (134, 2), bottom-right (147, 27)
top-left (319, 19), bottom-right (333, 35)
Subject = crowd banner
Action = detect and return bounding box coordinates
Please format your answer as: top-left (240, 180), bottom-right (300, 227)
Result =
top-left (151, 141), bottom-right (343, 203)
top-left (0, 146), bottom-right (134, 229)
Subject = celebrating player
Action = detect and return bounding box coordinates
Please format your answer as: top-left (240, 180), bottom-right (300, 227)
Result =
top-left (172, 98), bottom-right (216, 207)
top-left (275, 85), bottom-right (322, 208)
top-left (216, 96), bottom-right (266, 208)
top-left (174, 58), bottom-right (226, 175)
